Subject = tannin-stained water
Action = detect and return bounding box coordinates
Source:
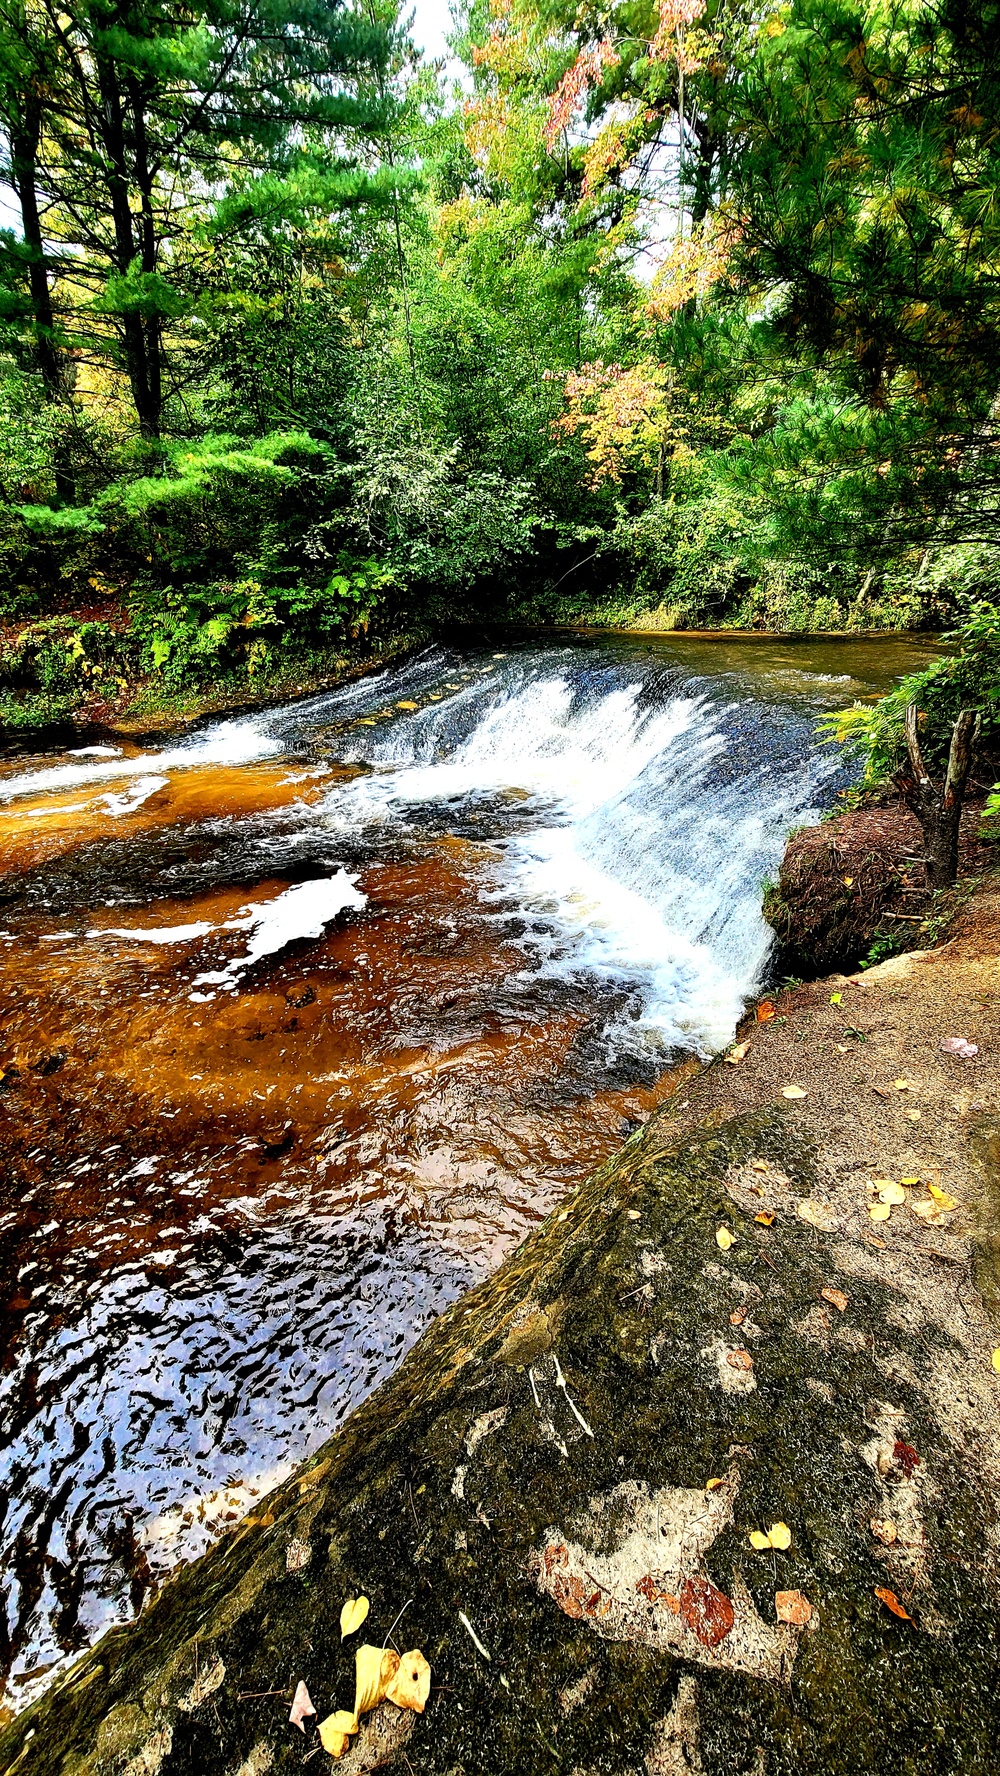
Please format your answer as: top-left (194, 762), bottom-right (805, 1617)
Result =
top-left (0, 631), bottom-right (942, 1710)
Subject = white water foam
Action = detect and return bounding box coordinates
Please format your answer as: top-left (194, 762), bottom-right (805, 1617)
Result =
top-left (315, 668), bottom-right (838, 1055)
top-left (0, 717), bottom-right (283, 804)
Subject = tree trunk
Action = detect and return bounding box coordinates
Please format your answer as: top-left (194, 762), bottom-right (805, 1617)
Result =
top-left (96, 58), bottom-right (161, 436)
top-left (10, 100), bottom-right (75, 500)
top-left (898, 704), bottom-right (979, 887)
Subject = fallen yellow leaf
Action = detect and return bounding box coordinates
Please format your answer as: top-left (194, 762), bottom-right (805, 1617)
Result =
top-left (843, 877), bottom-right (854, 887)
top-left (893, 1079), bottom-right (915, 1091)
top-left (716, 1227), bottom-right (735, 1250)
top-left (903, 1108), bottom-right (921, 1121)
top-left (340, 1596), bottom-right (370, 1640)
top-left (750, 1159), bottom-right (770, 1173)
top-left (878, 1183), bottom-right (906, 1205)
top-left (705, 1476), bottom-right (723, 1491)
top-left (829, 992), bottom-right (842, 1005)
top-left (396, 700), bottom-right (419, 710)
top-left (756, 1001), bottom-right (777, 1022)
top-left (991, 1349), bottom-right (1000, 1373)
top-left (726, 1040), bottom-right (750, 1065)
top-left (871, 1517), bottom-right (897, 1545)
top-left (868, 1202), bottom-right (892, 1222)
top-left (384, 1651), bottom-right (431, 1714)
top-left (927, 1183), bottom-right (959, 1211)
top-left (755, 1210), bottom-right (775, 1225)
top-left (782, 1084), bottom-right (807, 1099)
top-left (354, 1645), bottom-right (399, 1721)
top-left (901, 1177), bottom-right (920, 1185)
top-left (319, 1711), bottom-right (358, 1757)
top-left (749, 1522), bottom-right (791, 1551)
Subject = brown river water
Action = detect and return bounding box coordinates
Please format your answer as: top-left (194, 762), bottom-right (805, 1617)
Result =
top-left (0, 630), bottom-right (942, 1711)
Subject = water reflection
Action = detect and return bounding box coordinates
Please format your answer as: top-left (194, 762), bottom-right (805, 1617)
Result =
top-left (0, 631), bottom-right (939, 1706)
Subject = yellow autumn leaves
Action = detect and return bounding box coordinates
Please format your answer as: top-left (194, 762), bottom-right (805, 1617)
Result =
top-left (318, 1644), bottom-right (431, 1759)
top-left (867, 1177), bottom-right (959, 1224)
top-left (748, 1522), bottom-right (792, 1552)
top-left (314, 1596), bottom-right (431, 1759)
top-left (340, 1596), bottom-right (369, 1639)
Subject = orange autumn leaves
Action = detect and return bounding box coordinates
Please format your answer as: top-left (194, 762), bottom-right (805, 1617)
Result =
top-left (554, 360), bottom-right (689, 487)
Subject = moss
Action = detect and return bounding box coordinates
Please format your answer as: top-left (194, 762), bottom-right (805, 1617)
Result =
top-left (4, 1107), bottom-right (1000, 1776)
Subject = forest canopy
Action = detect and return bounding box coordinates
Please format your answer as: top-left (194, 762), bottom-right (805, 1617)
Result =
top-left (1, 0), bottom-right (999, 717)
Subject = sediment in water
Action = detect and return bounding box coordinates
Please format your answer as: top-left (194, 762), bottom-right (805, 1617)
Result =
top-left (5, 1094), bottom-right (999, 1776)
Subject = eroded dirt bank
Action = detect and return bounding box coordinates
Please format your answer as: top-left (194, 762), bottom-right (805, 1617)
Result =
top-left (3, 888), bottom-right (999, 1775)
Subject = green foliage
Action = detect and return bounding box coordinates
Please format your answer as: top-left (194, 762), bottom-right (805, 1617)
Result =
top-left (0, 615), bottom-right (123, 695)
top-left (817, 602), bottom-right (1000, 786)
top-left (129, 561), bottom-right (395, 684)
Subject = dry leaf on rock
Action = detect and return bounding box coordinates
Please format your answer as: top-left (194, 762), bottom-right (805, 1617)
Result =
top-left (820, 1287), bottom-right (848, 1312)
top-left (830, 992), bottom-right (842, 1005)
top-left (755, 1210), bottom-right (775, 1225)
top-left (797, 1199), bottom-right (834, 1230)
top-left (716, 1227), bottom-right (735, 1250)
top-left (927, 1183), bottom-right (959, 1211)
top-left (893, 1440), bottom-right (920, 1476)
top-left (384, 1651), bottom-right (431, 1714)
top-left (318, 1711), bottom-right (358, 1758)
top-left (727, 1041), bottom-right (750, 1064)
top-left (940, 1036), bottom-right (978, 1058)
top-left (705, 1476), bottom-right (723, 1491)
top-left (679, 1574), bottom-right (735, 1647)
top-left (868, 1202), bottom-right (892, 1222)
top-left (878, 1183), bottom-right (906, 1205)
top-left (340, 1596), bottom-right (370, 1640)
top-left (396, 700), bottom-right (419, 710)
top-left (729, 1306), bottom-right (747, 1326)
top-left (903, 1108), bottom-right (921, 1121)
top-left (991, 1350), bottom-right (1000, 1374)
top-left (892, 1079), bottom-right (915, 1091)
top-left (757, 1001), bottom-right (776, 1023)
top-left (354, 1646), bottom-right (400, 1721)
top-left (285, 1538), bottom-right (311, 1573)
top-left (782, 1084), bottom-right (807, 1099)
top-left (871, 1518), bottom-right (897, 1545)
top-left (775, 1590), bottom-right (812, 1625)
top-left (875, 1586), bottom-right (913, 1622)
top-left (750, 1159), bottom-right (770, 1174)
top-left (726, 1349), bottom-right (754, 1371)
top-left (749, 1522), bottom-right (792, 1552)
top-left (289, 1681), bottom-right (316, 1732)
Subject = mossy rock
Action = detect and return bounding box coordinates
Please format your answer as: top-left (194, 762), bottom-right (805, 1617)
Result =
top-left (4, 1107), bottom-right (999, 1776)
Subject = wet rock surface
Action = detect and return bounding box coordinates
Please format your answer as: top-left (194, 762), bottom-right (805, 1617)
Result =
top-left (5, 1084), bottom-right (999, 1775)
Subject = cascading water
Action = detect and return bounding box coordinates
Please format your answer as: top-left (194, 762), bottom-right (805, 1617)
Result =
top-left (0, 631), bottom-right (939, 1709)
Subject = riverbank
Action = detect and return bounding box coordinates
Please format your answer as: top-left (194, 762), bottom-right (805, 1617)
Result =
top-left (0, 630), bottom-right (427, 751)
top-left (0, 621), bottom-right (946, 746)
top-left (4, 857), bottom-right (998, 1774)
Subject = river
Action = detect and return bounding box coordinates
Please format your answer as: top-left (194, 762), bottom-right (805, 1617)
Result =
top-left (0, 629), bottom-right (941, 1713)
